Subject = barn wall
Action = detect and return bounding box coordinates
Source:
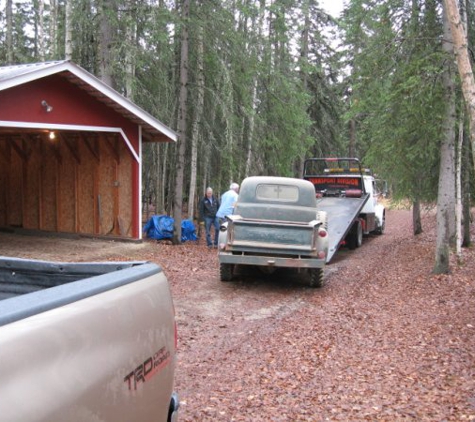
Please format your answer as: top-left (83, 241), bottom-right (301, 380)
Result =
top-left (0, 133), bottom-right (134, 238)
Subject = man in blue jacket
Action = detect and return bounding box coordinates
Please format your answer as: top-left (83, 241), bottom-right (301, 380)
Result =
top-left (216, 182), bottom-right (240, 223)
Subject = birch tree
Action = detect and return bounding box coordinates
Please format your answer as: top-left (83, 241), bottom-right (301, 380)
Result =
top-left (434, 5), bottom-right (457, 274)
top-left (98, 0), bottom-right (117, 88)
top-left (172, 0), bottom-right (190, 244)
top-left (443, 0), bottom-right (475, 173)
top-left (36, 0), bottom-right (46, 60)
top-left (187, 14), bottom-right (204, 220)
top-left (65, 0), bottom-right (73, 60)
top-left (6, 0), bottom-right (13, 64)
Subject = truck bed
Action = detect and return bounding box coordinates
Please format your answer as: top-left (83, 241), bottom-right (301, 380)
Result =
top-left (0, 256), bottom-right (178, 422)
top-left (316, 193), bottom-right (369, 262)
top-left (0, 257), bottom-right (158, 326)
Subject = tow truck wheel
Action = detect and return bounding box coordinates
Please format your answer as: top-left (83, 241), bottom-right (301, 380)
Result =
top-left (375, 212), bottom-right (385, 235)
top-left (220, 263), bottom-right (234, 282)
top-left (348, 221), bottom-right (363, 249)
top-left (309, 268), bottom-right (325, 288)
top-left (355, 221), bottom-right (363, 247)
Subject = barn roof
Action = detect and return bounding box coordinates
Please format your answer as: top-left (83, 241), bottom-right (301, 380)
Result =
top-left (0, 61), bottom-right (177, 143)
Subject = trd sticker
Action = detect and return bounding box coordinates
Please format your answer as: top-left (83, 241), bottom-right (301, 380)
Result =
top-left (124, 347), bottom-right (171, 390)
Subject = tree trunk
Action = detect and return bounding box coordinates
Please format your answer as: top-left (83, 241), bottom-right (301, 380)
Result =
top-left (65, 0), bottom-right (73, 60)
top-left (245, 0), bottom-right (265, 177)
top-left (456, 113), bottom-right (463, 257)
top-left (125, 0), bottom-right (137, 101)
top-left (187, 18), bottom-right (204, 220)
top-left (413, 199), bottom-right (423, 235)
top-left (349, 119), bottom-right (356, 157)
top-left (443, 0), bottom-right (475, 173)
top-left (6, 0), bottom-right (13, 64)
top-left (49, 0), bottom-right (57, 58)
top-left (462, 133), bottom-right (472, 247)
top-left (99, 0), bottom-right (117, 88)
top-left (162, 144), bottom-right (169, 214)
top-left (172, 0), bottom-right (190, 244)
top-left (434, 8), bottom-right (457, 274)
top-left (37, 0), bottom-right (45, 60)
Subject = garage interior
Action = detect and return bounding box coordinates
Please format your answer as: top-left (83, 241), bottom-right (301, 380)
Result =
top-left (0, 128), bottom-right (134, 238)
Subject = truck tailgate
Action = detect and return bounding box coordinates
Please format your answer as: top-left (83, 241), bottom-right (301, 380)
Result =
top-left (227, 218), bottom-right (320, 254)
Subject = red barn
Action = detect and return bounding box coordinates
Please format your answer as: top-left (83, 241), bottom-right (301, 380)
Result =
top-left (0, 61), bottom-right (176, 240)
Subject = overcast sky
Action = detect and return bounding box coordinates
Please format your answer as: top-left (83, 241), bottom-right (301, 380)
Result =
top-left (319, 0), bottom-right (345, 17)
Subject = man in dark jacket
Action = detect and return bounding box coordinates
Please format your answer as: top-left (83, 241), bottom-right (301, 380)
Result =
top-left (199, 187), bottom-right (220, 248)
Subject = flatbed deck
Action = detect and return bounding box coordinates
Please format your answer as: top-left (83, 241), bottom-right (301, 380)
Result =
top-left (316, 193), bottom-right (370, 262)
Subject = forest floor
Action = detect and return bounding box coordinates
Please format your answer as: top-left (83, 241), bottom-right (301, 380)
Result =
top-left (0, 207), bottom-right (474, 421)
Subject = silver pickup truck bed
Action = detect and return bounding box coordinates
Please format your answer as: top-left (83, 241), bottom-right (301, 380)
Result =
top-left (0, 256), bottom-right (178, 422)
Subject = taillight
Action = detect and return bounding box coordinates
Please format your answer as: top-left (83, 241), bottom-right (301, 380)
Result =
top-left (318, 229), bottom-right (327, 238)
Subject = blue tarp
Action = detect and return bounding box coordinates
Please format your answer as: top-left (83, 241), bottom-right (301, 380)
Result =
top-left (143, 215), bottom-right (197, 242)
top-left (143, 215), bottom-right (174, 240)
top-left (181, 219), bottom-right (198, 242)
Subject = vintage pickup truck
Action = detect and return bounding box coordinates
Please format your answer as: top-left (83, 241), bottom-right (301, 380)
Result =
top-left (218, 176), bottom-right (329, 287)
top-left (0, 256), bottom-right (179, 422)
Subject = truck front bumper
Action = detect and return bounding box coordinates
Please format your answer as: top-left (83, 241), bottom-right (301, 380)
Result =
top-left (218, 252), bottom-right (326, 269)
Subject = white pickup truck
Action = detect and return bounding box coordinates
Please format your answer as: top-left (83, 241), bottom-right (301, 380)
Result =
top-left (0, 256), bottom-right (179, 422)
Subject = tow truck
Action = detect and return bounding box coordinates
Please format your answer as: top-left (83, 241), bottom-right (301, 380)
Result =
top-left (303, 157), bottom-right (385, 262)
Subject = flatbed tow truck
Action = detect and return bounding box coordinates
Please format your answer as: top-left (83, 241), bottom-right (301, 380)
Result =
top-left (303, 157), bottom-right (385, 262)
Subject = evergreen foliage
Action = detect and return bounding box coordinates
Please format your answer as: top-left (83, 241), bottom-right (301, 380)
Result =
top-left (0, 0), bottom-right (471, 237)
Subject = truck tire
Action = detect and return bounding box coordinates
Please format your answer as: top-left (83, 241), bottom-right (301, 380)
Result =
top-left (347, 220), bottom-right (363, 250)
top-left (308, 268), bottom-right (325, 288)
top-left (355, 221), bottom-right (363, 247)
top-left (220, 263), bottom-right (234, 282)
top-left (375, 212), bottom-right (385, 235)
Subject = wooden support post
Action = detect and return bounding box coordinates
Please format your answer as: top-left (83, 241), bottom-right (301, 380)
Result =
top-left (56, 160), bottom-right (61, 232)
top-left (75, 163), bottom-right (79, 233)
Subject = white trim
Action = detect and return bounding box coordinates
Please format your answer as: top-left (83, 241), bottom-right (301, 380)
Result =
top-left (0, 120), bottom-right (140, 163)
top-left (0, 61), bottom-right (177, 142)
top-left (138, 126), bottom-right (143, 240)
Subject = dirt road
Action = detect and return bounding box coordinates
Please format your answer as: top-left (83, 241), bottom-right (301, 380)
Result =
top-left (0, 208), bottom-right (474, 421)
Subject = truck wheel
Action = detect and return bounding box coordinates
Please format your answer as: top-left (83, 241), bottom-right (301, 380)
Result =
top-left (309, 268), bottom-right (325, 288)
top-left (220, 264), bottom-right (234, 282)
top-left (375, 212), bottom-right (385, 235)
top-left (355, 221), bottom-right (363, 247)
top-left (347, 221), bottom-right (363, 250)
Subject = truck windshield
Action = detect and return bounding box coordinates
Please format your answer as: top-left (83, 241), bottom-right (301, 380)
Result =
top-left (256, 184), bottom-right (299, 202)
